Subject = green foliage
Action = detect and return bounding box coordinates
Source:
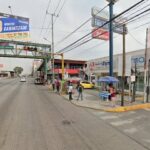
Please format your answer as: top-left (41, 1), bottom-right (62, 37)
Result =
top-left (13, 67), bottom-right (23, 76)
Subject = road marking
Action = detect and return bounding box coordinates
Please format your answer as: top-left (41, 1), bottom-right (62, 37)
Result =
top-left (143, 139), bottom-right (150, 143)
top-left (101, 115), bottom-right (118, 120)
top-left (124, 128), bottom-right (138, 134)
top-left (92, 111), bottom-right (107, 116)
top-left (110, 119), bottom-right (134, 126)
top-left (144, 108), bottom-right (150, 111)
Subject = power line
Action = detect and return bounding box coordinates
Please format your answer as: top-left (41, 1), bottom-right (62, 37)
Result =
top-left (60, 2), bottom-right (150, 54)
top-left (54, 0), bottom-right (62, 14)
top-left (53, 0), bottom-right (67, 24)
top-left (55, 4), bottom-right (109, 47)
top-left (57, 0), bottom-right (145, 54)
top-left (76, 15), bottom-right (150, 56)
top-left (129, 32), bottom-right (145, 46)
top-left (39, 0), bottom-right (52, 37)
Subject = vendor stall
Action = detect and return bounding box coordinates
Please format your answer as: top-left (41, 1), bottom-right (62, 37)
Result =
top-left (98, 76), bottom-right (119, 101)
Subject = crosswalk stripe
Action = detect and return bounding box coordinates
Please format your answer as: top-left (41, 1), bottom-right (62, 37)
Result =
top-left (101, 115), bottom-right (118, 120)
top-left (92, 111), bottom-right (107, 116)
top-left (110, 119), bottom-right (134, 126)
top-left (144, 108), bottom-right (150, 111)
top-left (143, 139), bottom-right (150, 143)
top-left (123, 128), bottom-right (138, 134)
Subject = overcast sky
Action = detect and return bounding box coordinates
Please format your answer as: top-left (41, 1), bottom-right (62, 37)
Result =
top-left (0, 0), bottom-right (150, 73)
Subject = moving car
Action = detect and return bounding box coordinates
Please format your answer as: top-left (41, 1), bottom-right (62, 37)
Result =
top-left (80, 81), bottom-right (94, 89)
top-left (20, 76), bottom-right (26, 82)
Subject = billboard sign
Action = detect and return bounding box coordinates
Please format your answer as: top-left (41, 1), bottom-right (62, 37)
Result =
top-left (91, 7), bottom-right (128, 35)
top-left (0, 18), bottom-right (29, 33)
top-left (92, 28), bottom-right (109, 40)
top-left (0, 13), bottom-right (30, 41)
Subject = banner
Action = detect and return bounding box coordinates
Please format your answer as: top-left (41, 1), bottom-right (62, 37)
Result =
top-left (0, 16), bottom-right (30, 41)
top-left (0, 18), bottom-right (29, 33)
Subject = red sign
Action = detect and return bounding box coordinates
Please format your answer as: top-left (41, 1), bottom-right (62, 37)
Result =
top-left (92, 28), bottom-right (109, 40)
top-left (54, 69), bottom-right (79, 74)
top-left (0, 64), bottom-right (4, 68)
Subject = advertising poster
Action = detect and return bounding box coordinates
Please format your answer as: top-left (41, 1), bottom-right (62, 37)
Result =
top-left (0, 15), bottom-right (30, 41)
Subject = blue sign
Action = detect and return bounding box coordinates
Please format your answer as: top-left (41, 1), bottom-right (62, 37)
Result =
top-left (131, 56), bottom-right (145, 64)
top-left (0, 17), bottom-right (29, 33)
top-left (92, 16), bottom-right (128, 35)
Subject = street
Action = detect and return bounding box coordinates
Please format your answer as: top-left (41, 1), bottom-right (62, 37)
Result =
top-left (0, 78), bottom-right (150, 150)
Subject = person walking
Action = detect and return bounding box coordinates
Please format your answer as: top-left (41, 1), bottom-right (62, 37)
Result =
top-left (68, 83), bottom-right (73, 100)
top-left (77, 83), bottom-right (83, 100)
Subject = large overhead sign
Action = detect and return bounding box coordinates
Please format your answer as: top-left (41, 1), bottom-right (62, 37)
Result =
top-left (92, 28), bottom-right (109, 40)
top-left (0, 12), bottom-right (30, 41)
top-left (91, 7), bottom-right (128, 35)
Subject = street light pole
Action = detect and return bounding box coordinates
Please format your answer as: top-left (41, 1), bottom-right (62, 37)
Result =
top-left (106, 0), bottom-right (118, 76)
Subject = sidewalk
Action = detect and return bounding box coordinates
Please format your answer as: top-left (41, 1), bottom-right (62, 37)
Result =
top-left (62, 89), bottom-right (150, 112)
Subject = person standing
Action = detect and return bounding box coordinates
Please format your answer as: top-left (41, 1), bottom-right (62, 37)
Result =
top-left (52, 80), bottom-right (55, 91)
top-left (77, 84), bottom-right (83, 100)
top-left (56, 79), bottom-right (60, 93)
top-left (108, 83), bottom-right (116, 107)
top-left (68, 83), bottom-right (73, 100)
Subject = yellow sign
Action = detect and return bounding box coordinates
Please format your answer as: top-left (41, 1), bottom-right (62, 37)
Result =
top-left (0, 32), bottom-right (30, 41)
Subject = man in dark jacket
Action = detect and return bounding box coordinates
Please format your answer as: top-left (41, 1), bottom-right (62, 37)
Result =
top-left (77, 84), bottom-right (83, 100)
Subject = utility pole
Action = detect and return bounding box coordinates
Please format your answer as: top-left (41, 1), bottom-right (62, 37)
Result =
top-left (106, 0), bottom-right (118, 77)
top-left (51, 13), bottom-right (55, 83)
top-left (121, 24), bottom-right (126, 106)
top-left (132, 62), bottom-right (137, 102)
top-left (144, 28), bottom-right (148, 103)
top-left (147, 59), bottom-right (150, 102)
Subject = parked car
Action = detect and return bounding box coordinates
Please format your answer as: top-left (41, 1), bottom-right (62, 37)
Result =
top-left (34, 77), bottom-right (44, 85)
top-left (80, 81), bottom-right (94, 89)
top-left (20, 76), bottom-right (26, 82)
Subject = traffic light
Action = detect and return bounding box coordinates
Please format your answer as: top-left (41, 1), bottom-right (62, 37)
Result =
top-left (23, 46), bottom-right (37, 52)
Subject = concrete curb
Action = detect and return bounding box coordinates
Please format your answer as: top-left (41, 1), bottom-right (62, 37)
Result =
top-left (60, 94), bottom-right (150, 112)
top-left (105, 103), bottom-right (150, 112)
top-left (70, 101), bottom-right (105, 111)
top-left (46, 86), bottom-right (149, 112)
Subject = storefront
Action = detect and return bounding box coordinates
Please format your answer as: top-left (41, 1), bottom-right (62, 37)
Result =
top-left (86, 49), bottom-right (146, 91)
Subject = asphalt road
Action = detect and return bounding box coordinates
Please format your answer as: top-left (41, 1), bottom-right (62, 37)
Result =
top-left (0, 78), bottom-right (149, 150)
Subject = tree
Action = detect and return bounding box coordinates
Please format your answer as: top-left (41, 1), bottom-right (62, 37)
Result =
top-left (13, 67), bottom-right (23, 76)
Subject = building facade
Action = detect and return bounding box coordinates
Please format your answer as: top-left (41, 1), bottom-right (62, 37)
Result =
top-left (86, 49), bottom-right (147, 91)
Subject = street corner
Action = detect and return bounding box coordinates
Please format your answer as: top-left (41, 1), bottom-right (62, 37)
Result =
top-left (70, 99), bottom-right (107, 111)
top-left (105, 103), bottom-right (150, 112)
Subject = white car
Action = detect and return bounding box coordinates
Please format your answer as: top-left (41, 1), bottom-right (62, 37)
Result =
top-left (20, 77), bottom-right (26, 82)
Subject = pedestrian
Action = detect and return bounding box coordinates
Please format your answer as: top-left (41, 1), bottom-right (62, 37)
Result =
top-left (56, 79), bottom-right (60, 93)
top-left (77, 83), bottom-right (83, 100)
top-left (68, 83), bottom-right (73, 100)
top-left (76, 81), bottom-right (80, 92)
top-left (108, 83), bottom-right (116, 107)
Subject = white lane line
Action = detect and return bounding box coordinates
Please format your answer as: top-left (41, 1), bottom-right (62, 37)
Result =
top-left (110, 119), bottom-right (134, 126)
top-left (101, 115), bottom-right (118, 120)
top-left (124, 128), bottom-right (138, 134)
